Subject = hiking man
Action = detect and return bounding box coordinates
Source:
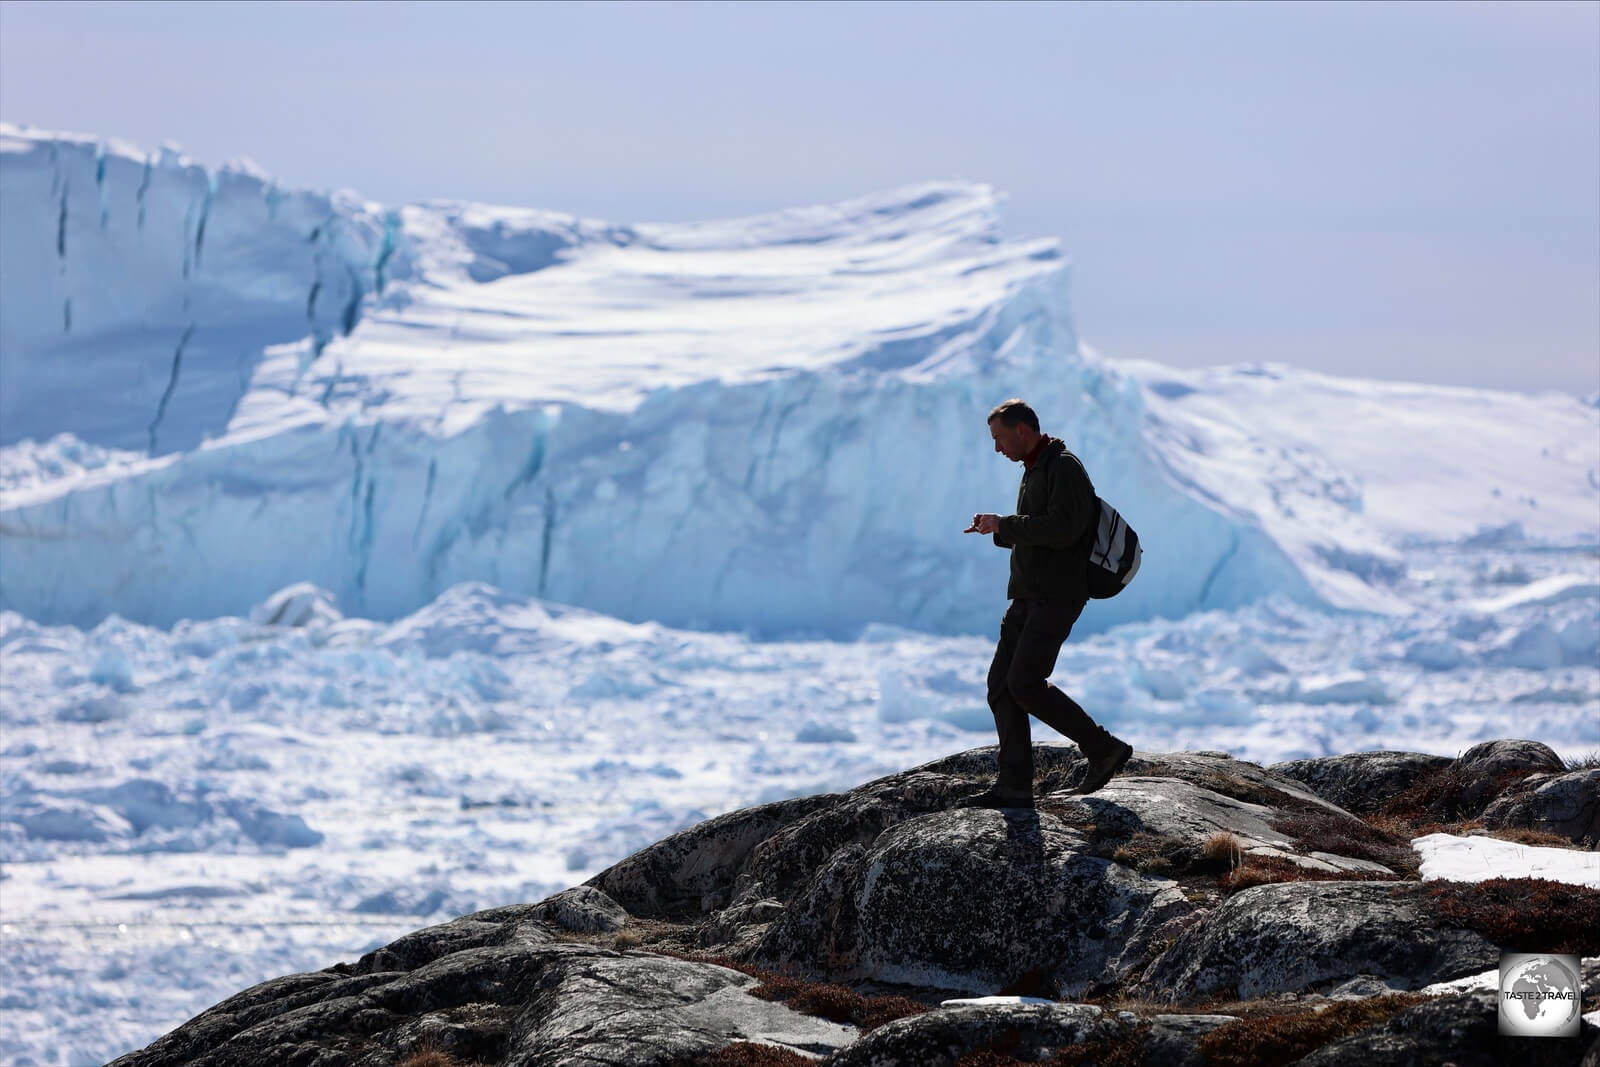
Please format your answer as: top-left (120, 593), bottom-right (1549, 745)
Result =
top-left (962, 398), bottom-right (1134, 808)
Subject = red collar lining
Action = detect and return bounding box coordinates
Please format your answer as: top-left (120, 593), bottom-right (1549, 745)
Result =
top-left (1023, 434), bottom-right (1052, 471)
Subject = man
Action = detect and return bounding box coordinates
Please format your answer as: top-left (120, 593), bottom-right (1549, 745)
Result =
top-left (962, 398), bottom-right (1134, 808)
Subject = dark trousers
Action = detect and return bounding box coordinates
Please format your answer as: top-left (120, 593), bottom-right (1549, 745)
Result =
top-left (986, 597), bottom-right (1110, 793)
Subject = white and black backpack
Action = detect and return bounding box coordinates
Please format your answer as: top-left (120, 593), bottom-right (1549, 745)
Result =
top-left (1086, 497), bottom-right (1141, 599)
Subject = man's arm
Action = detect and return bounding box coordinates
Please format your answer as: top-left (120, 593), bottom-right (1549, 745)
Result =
top-left (996, 454), bottom-right (1095, 548)
top-left (964, 513), bottom-right (1011, 547)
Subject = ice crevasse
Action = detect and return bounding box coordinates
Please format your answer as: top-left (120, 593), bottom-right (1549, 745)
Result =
top-left (1, 124), bottom-right (1595, 637)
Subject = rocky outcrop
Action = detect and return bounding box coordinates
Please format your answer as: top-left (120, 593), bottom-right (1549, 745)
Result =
top-left (590, 792), bottom-right (836, 918)
top-left (1482, 768), bottom-right (1600, 848)
top-left (595, 746), bottom-right (1419, 996)
top-left (824, 1001), bottom-right (1246, 1067)
top-left (749, 807), bottom-right (1192, 997)
top-left (1295, 989), bottom-right (1586, 1067)
top-left (520, 885), bottom-right (629, 933)
top-left (506, 948), bottom-right (854, 1064)
top-left (109, 932), bottom-right (855, 1066)
top-left (1459, 738), bottom-right (1566, 777)
top-left (1048, 774), bottom-right (1398, 874)
top-left (1455, 739), bottom-right (1567, 812)
top-left (110, 741), bottom-right (1600, 1066)
top-left (823, 1002), bottom-right (1116, 1067)
top-left (1273, 738), bottom-right (1579, 829)
top-left (1271, 750), bottom-right (1452, 815)
top-left (1131, 881), bottom-right (1500, 1001)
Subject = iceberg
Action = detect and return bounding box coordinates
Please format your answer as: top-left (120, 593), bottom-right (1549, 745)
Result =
top-left (2, 124), bottom-right (1596, 638)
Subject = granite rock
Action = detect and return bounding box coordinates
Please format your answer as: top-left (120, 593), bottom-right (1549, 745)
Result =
top-left (1481, 769), bottom-right (1600, 848)
top-left (750, 807), bottom-right (1193, 997)
top-left (1270, 750), bottom-right (1454, 815)
top-left (1132, 881), bottom-right (1500, 1002)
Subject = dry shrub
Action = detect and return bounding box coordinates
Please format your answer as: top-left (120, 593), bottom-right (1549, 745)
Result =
top-left (1218, 853), bottom-right (1394, 894)
top-left (955, 1053), bottom-right (1024, 1067)
top-left (1041, 1025), bottom-right (1151, 1067)
top-left (1564, 749), bottom-right (1600, 771)
top-left (1381, 763), bottom-right (1475, 820)
top-left (1082, 992), bottom-right (1188, 1013)
top-left (1035, 765), bottom-right (1088, 796)
top-left (1423, 877), bottom-right (1600, 955)
top-left (1110, 831), bottom-right (1192, 874)
top-left (398, 1049), bottom-right (472, 1067)
top-left (952, 1023), bottom-right (1151, 1067)
top-left (695, 1042), bottom-right (815, 1067)
top-left (1202, 832), bottom-right (1245, 870)
top-left (611, 930), bottom-right (643, 950)
top-left (1369, 814), bottom-right (1484, 839)
top-left (1412, 818), bottom-right (1482, 836)
top-left (1219, 863), bottom-right (1284, 893)
top-left (1195, 993), bottom-right (1431, 1067)
top-left (955, 1031), bottom-right (1026, 1066)
top-left (1270, 809), bottom-right (1419, 877)
top-left (1101, 830), bottom-right (1242, 878)
top-left (1381, 764), bottom-right (1543, 824)
top-left (1192, 770), bottom-right (1290, 808)
top-left (662, 951), bottom-right (930, 1033)
top-left (747, 972), bottom-right (928, 1032)
top-left (1359, 812), bottom-right (1415, 838)
top-left (1485, 826), bottom-right (1584, 849)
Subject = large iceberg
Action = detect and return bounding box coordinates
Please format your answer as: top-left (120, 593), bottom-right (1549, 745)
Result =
top-left (2, 124), bottom-right (1596, 636)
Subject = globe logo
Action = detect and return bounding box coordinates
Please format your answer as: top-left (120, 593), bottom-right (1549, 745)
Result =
top-left (1498, 952), bottom-right (1582, 1037)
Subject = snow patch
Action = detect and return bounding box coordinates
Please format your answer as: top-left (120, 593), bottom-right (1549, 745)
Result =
top-left (1413, 833), bottom-right (1600, 889)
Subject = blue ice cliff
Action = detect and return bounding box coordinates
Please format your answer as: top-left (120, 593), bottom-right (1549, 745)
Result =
top-left (1, 124), bottom-right (1595, 636)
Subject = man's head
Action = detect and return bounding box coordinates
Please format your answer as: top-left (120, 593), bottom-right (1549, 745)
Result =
top-left (987, 398), bottom-right (1041, 462)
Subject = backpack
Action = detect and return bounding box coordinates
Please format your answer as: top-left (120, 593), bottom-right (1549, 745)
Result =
top-left (1086, 497), bottom-right (1141, 598)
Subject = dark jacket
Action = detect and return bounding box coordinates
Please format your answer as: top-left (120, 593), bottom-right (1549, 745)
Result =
top-left (993, 437), bottom-right (1098, 602)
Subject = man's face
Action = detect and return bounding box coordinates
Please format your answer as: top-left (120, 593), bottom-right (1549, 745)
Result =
top-left (988, 418), bottom-right (1032, 462)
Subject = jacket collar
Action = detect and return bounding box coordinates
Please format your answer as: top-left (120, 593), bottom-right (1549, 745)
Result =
top-left (1023, 433), bottom-right (1054, 471)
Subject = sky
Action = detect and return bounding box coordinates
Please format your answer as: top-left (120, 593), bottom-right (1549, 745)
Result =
top-left (1, 0), bottom-right (1596, 394)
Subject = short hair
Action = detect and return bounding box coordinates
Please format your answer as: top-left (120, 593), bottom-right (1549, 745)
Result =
top-left (987, 398), bottom-right (1039, 432)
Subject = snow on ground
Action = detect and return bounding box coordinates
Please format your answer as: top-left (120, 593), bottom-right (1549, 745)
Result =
top-left (1424, 963), bottom-right (1599, 1001)
top-left (1423, 967), bottom-right (1505, 995)
top-left (1, 543), bottom-right (1596, 1064)
top-left (1414, 833), bottom-right (1600, 889)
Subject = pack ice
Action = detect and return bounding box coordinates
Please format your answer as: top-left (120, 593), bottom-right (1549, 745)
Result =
top-left (5, 123), bottom-right (1595, 636)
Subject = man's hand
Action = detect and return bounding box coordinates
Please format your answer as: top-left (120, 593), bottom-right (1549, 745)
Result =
top-left (964, 513), bottom-right (1001, 535)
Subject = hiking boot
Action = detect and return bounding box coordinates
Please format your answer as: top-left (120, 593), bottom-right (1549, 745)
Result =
top-left (959, 787), bottom-right (1035, 810)
top-left (1074, 740), bottom-right (1133, 795)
